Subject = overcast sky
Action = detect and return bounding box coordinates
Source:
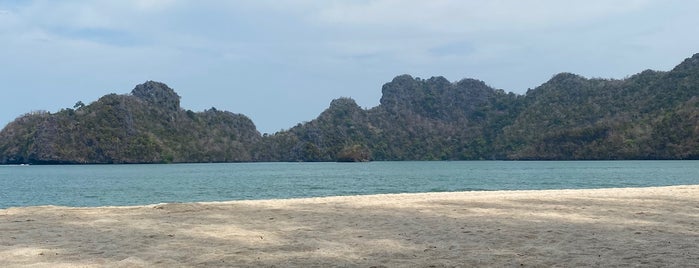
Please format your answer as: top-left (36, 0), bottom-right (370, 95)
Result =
top-left (1, 1), bottom-right (698, 134)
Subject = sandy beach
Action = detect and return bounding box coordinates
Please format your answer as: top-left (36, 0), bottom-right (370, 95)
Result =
top-left (1, 185), bottom-right (698, 267)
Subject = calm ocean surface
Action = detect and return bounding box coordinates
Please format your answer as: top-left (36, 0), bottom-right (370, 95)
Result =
top-left (1, 161), bottom-right (698, 208)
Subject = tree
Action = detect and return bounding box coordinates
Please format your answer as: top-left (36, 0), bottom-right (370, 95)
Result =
top-left (74, 101), bottom-right (85, 109)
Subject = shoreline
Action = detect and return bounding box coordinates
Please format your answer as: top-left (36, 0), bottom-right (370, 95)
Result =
top-left (4, 184), bottom-right (698, 210)
top-left (2, 185), bottom-right (698, 267)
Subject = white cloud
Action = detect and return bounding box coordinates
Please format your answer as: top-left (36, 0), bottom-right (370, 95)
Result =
top-left (313, 0), bottom-right (652, 33)
top-left (223, 0), bottom-right (658, 71)
top-left (132, 0), bottom-right (179, 11)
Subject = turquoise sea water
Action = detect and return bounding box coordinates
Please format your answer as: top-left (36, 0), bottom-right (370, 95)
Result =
top-left (1, 161), bottom-right (698, 208)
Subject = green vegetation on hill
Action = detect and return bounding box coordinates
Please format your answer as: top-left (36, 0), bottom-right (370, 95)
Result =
top-left (0, 81), bottom-right (260, 164)
top-left (2, 54), bottom-right (699, 164)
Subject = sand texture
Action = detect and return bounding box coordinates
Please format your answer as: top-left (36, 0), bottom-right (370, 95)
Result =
top-left (1, 185), bottom-right (698, 267)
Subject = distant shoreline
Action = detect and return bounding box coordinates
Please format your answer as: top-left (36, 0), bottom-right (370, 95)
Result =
top-left (4, 158), bottom-right (699, 166)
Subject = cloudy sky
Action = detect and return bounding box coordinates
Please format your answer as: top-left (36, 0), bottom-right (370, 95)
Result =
top-left (1, 1), bottom-right (698, 134)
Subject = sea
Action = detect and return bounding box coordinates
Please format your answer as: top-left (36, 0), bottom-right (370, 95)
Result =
top-left (1, 161), bottom-right (698, 209)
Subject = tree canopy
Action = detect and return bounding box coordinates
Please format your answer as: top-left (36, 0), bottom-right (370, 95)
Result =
top-left (2, 54), bottom-right (699, 164)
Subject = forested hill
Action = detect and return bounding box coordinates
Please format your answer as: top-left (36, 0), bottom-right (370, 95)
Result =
top-left (254, 53), bottom-right (699, 161)
top-left (0, 82), bottom-right (261, 164)
top-left (2, 54), bottom-right (699, 164)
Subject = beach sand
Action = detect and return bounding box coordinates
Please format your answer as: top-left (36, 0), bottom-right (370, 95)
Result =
top-left (1, 185), bottom-right (698, 267)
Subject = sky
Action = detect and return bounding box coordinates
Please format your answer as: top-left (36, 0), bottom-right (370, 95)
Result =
top-left (1, 1), bottom-right (698, 134)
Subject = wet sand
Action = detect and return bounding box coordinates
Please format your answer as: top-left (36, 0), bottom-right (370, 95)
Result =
top-left (1, 185), bottom-right (698, 267)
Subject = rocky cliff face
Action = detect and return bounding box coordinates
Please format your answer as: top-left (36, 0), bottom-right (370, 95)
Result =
top-left (131, 81), bottom-right (181, 112)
